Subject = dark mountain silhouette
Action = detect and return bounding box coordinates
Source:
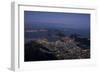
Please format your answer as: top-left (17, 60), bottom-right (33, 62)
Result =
top-left (24, 41), bottom-right (57, 61)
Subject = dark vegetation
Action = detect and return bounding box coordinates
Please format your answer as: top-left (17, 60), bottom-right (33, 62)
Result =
top-left (24, 41), bottom-right (57, 61)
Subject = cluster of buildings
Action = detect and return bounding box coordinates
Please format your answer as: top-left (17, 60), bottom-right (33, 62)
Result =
top-left (34, 36), bottom-right (90, 59)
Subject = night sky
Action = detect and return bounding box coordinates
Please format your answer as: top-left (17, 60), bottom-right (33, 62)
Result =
top-left (24, 11), bottom-right (90, 29)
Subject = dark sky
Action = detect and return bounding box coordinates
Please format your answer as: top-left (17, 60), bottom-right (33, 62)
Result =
top-left (24, 11), bottom-right (90, 29)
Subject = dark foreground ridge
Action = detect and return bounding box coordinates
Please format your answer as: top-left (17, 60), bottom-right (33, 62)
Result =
top-left (24, 37), bottom-right (90, 62)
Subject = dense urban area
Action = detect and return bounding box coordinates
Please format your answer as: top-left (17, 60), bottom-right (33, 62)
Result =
top-left (24, 33), bottom-right (90, 61)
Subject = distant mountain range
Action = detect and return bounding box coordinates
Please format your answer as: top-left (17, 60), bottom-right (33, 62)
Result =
top-left (25, 23), bottom-right (90, 30)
